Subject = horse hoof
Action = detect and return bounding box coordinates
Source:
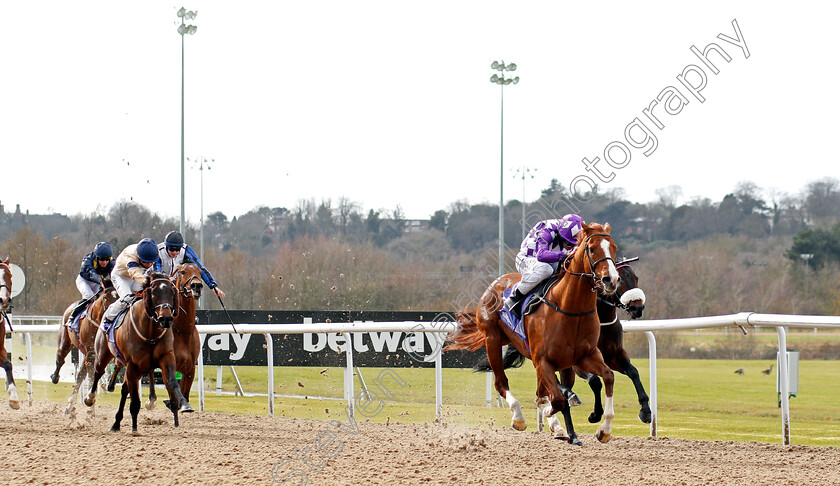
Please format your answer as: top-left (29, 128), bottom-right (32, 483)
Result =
top-left (639, 410), bottom-right (652, 424)
top-left (595, 429), bottom-right (611, 443)
top-left (180, 402), bottom-right (195, 413)
top-left (110, 425), bottom-right (120, 432)
top-left (568, 393), bottom-right (582, 407)
top-left (511, 419), bottom-right (526, 431)
top-left (8, 400), bottom-right (20, 410)
top-left (145, 400), bottom-right (155, 411)
top-left (552, 431), bottom-right (570, 441)
top-left (50, 373), bottom-right (60, 385)
top-left (588, 413), bottom-right (602, 424)
top-left (569, 437), bottom-right (583, 447)
top-left (84, 397), bottom-right (95, 407)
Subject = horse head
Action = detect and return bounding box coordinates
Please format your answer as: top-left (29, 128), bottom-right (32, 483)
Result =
top-left (0, 257), bottom-right (11, 313)
top-left (175, 263), bottom-right (203, 300)
top-left (143, 272), bottom-right (179, 328)
top-left (575, 222), bottom-right (619, 295)
top-left (612, 258), bottom-right (646, 319)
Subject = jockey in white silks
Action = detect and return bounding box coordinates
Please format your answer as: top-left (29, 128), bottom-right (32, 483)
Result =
top-left (157, 231), bottom-right (225, 298)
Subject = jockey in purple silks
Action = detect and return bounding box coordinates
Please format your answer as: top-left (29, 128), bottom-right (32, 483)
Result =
top-left (504, 214), bottom-right (584, 314)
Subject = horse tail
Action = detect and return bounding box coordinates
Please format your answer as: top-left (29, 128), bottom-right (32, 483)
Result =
top-left (443, 309), bottom-right (485, 352)
top-left (473, 345), bottom-right (527, 372)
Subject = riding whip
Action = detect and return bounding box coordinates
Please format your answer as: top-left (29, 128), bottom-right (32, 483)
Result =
top-left (216, 293), bottom-right (238, 333)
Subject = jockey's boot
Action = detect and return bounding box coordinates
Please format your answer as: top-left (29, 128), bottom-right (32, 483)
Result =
top-left (504, 289), bottom-right (526, 318)
top-left (66, 298), bottom-right (91, 325)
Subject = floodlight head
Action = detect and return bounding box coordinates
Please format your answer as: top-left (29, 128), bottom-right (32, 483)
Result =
top-left (186, 10), bottom-right (197, 20)
top-left (177, 24), bottom-right (187, 35)
top-left (177, 7), bottom-right (186, 17)
top-left (188, 25), bottom-right (198, 35)
top-left (491, 61), bottom-right (500, 70)
top-left (490, 74), bottom-right (499, 83)
top-left (507, 63), bottom-right (517, 71)
top-left (512, 76), bottom-right (520, 85)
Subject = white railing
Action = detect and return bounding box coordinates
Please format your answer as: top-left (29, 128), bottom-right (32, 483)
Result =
top-left (7, 312), bottom-right (840, 445)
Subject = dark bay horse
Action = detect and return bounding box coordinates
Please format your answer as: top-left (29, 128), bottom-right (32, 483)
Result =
top-left (115, 263), bottom-right (203, 411)
top-left (84, 272), bottom-right (194, 431)
top-left (487, 259), bottom-right (651, 424)
top-left (52, 278), bottom-right (117, 412)
top-left (446, 222), bottom-right (620, 446)
top-left (0, 257), bottom-right (20, 409)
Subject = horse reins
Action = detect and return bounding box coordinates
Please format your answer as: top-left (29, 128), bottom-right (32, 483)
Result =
top-left (562, 233), bottom-right (617, 292)
top-left (536, 232), bottom-right (617, 317)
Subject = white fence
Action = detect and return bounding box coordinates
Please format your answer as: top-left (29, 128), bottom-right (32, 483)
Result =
top-left (7, 312), bottom-right (840, 445)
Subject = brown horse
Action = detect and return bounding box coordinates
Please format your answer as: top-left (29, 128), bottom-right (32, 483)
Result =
top-left (484, 259), bottom-right (651, 424)
top-left (0, 257), bottom-right (20, 410)
top-left (84, 272), bottom-right (194, 431)
top-left (52, 278), bottom-right (118, 412)
top-left (446, 222), bottom-right (619, 446)
top-left (116, 263), bottom-right (203, 411)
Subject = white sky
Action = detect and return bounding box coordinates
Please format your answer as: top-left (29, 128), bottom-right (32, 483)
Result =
top-left (1, 2), bottom-right (837, 222)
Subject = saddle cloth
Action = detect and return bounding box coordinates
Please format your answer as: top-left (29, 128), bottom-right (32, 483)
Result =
top-left (498, 275), bottom-right (562, 352)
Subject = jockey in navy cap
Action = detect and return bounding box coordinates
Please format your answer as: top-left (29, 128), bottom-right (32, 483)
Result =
top-left (65, 242), bottom-right (114, 325)
top-left (102, 238), bottom-right (160, 327)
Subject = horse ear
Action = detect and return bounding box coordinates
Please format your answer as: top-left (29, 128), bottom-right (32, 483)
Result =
top-left (1, 257), bottom-right (9, 265)
top-left (144, 287), bottom-right (155, 318)
top-left (604, 222), bottom-right (611, 233)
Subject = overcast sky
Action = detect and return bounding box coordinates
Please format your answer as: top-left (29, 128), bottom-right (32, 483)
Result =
top-left (1, 2), bottom-right (836, 223)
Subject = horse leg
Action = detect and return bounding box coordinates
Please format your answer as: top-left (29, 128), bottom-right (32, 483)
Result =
top-left (145, 372), bottom-right (157, 411)
top-left (558, 368), bottom-right (582, 406)
top-left (536, 359), bottom-right (579, 446)
top-left (619, 359), bottom-right (651, 424)
top-left (572, 368), bottom-right (604, 424)
top-left (535, 381), bottom-right (569, 440)
top-left (107, 362), bottom-right (123, 392)
top-left (180, 362), bottom-right (195, 404)
top-left (110, 379), bottom-right (130, 432)
top-left (65, 352), bottom-right (88, 415)
top-left (486, 334), bottom-right (524, 430)
top-left (1, 353), bottom-right (19, 410)
top-left (51, 327), bottom-right (72, 384)
top-left (161, 357), bottom-right (194, 424)
top-left (577, 353), bottom-right (616, 443)
top-left (126, 367), bottom-right (141, 432)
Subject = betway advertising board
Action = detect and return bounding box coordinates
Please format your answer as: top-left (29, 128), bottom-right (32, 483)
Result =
top-left (195, 310), bottom-right (482, 369)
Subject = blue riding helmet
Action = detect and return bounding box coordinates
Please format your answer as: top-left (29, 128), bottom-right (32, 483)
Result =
top-left (93, 242), bottom-right (113, 259)
top-left (136, 238), bottom-right (159, 263)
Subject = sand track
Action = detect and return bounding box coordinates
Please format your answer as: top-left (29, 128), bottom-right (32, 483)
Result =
top-left (2, 401), bottom-right (839, 485)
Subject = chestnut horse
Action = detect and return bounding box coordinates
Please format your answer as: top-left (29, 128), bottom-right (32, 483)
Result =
top-left (482, 259), bottom-right (651, 424)
top-left (0, 257), bottom-right (20, 409)
top-left (446, 222), bottom-right (619, 446)
top-left (112, 263), bottom-right (203, 411)
top-left (84, 272), bottom-right (194, 431)
top-left (52, 278), bottom-right (118, 412)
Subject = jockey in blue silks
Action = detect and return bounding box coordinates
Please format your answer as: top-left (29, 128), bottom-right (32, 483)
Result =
top-left (66, 242), bottom-right (114, 324)
top-left (157, 231), bottom-right (225, 298)
top-left (504, 214), bottom-right (584, 314)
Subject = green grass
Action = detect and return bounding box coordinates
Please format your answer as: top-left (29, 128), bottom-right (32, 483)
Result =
top-left (23, 358), bottom-right (840, 447)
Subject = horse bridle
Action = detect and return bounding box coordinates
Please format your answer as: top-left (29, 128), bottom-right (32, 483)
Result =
top-left (563, 233), bottom-right (617, 292)
top-left (597, 257), bottom-right (639, 310)
top-left (146, 277), bottom-right (177, 326)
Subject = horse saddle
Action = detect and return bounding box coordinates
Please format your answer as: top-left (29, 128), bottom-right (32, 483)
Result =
top-left (68, 299), bottom-right (95, 333)
top-left (103, 296), bottom-right (138, 341)
top-left (498, 276), bottom-right (562, 352)
top-left (520, 275), bottom-right (562, 317)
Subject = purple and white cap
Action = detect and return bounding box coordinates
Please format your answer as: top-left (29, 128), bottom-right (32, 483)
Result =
top-left (558, 214), bottom-right (583, 245)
